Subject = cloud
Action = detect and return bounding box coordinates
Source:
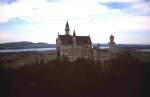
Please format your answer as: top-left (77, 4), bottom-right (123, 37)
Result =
top-left (0, 0), bottom-right (149, 24)
top-left (0, 0), bottom-right (16, 4)
top-left (0, 0), bottom-right (150, 43)
top-left (0, 0), bottom-right (109, 23)
top-left (97, 0), bottom-right (139, 3)
top-left (130, 2), bottom-right (150, 15)
top-left (141, 0), bottom-right (150, 2)
top-left (100, 2), bottom-right (131, 9)
top-left (0, 31), bottom-right (29, 43)
top-left (46, 0), bottom-right (62, 2)
top-left (98, 0), bottom-right (150, 16)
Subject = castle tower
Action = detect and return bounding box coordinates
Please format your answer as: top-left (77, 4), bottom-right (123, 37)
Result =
top-left (73, 29), bottom-right (76, 59)
top-left (56, 32), bottom-right (60, 60)
top-left (65, 21), bottom-right (70, 35)
top-left (73, 29), bottom-right (76, 37)
top-left (110, 35), bottom-right (114, 42)
top-left (73, 29), bottom-right (76, 44)
top-left (109, 35), bottom-right (116, 50)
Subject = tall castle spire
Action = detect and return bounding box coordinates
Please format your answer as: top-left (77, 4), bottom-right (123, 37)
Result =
top-left (65, 21), bottom-right (70, 35)
top-left (73, 29), bottom-right (76, 37)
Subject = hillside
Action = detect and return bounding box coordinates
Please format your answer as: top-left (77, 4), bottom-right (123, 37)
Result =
top-left (0, 41), bottom-right (150, 50)
top-left (0, 42), bottom-right (56, 50)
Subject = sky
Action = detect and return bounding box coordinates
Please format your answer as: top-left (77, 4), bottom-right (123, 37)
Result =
top-left (0, 0), bottom-right (150, 44)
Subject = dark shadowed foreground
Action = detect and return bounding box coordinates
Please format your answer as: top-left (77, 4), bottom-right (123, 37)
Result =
top-left (0, 53), bottom-right (149, 97)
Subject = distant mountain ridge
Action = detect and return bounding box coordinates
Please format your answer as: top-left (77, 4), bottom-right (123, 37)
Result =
top-left (0, 41), bottom-right (56, 50)
top-left (0, 41), bottom-right (150, 50)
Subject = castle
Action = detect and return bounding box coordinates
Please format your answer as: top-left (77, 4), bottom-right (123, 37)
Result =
top-left (56, 21), bottom-right (117, 62)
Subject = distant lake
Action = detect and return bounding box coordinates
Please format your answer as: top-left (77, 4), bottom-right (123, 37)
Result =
top-left (100, 46), bottom-right (109, 49)
top-left (136, 49), bottom-right (150, 52)
top-left (0, 48), bottom-right (56, 53)
top-left (0, 46), bottom-right (109, 53)
top-left (1, 47), bottom-right (150, 53)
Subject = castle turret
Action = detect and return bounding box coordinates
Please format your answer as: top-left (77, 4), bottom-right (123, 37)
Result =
top-left (108, 35), bottom-right (116, 50)
top-left (56, 32), bottom-right (60, 60)
top-left (110, 35), bottom-right (114, 42)
top-left (73, 29), bottom-right (76, 46)
top-left (73, 29), bottom-right (76, 37)
top-left (65, 21), bottom-right (70, 35)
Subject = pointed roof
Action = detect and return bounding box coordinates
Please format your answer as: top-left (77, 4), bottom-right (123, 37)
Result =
top-left (110, 35), bottom-right (114, 38)
top-left (58, 35), bottom-right (73, 45)
top-left (110, 35), bottom-right (114, 41)
top-left (65, 21), bottom-right (70, 32)
top-left (76, 36), bottom-right (91, 44)
top-left (58, 35), bottom-right (91, 45)
top-left (73, 29), bottom-right (76, 37)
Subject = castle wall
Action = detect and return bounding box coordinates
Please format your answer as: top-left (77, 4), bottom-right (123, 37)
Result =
top-left (58, 44), bottom-right (91, 61)
top-left (56, 40), bottom-right (118, 63)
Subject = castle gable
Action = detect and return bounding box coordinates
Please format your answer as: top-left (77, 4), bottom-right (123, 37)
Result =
top-left (76, 36), bottom-right (91, 45)
top-left (58, 35), bottom-right (91, 45)
top-left (58, 35), bottom-right (73, 45)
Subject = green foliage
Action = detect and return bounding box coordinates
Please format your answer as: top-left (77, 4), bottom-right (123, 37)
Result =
top-left (0, 52), bottom-right (148, 97)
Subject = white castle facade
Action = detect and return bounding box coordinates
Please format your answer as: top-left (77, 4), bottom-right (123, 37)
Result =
top-left (56, 21), bottom-right (117, 62)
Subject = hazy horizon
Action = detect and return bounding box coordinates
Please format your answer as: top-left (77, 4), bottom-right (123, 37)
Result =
top-left (1, 40), bottom-right (150, 45)
top-left (0, 0), bottom-right (150, 44)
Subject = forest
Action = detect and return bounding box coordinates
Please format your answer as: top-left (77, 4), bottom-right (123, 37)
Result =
top-left (0, 51), bottom-right (149, 97)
